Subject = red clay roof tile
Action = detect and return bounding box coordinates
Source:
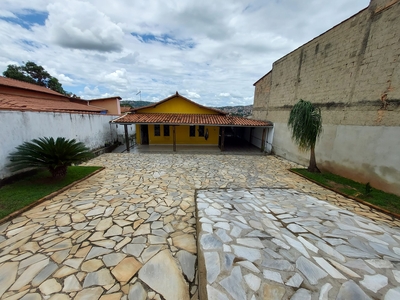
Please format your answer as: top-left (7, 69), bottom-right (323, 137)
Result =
top-left (0, 76), bottom-right (66, 97)
top-left (0, 94), bottom-right (105, 113)
top-left (112, 113), bottom-right (272, 127)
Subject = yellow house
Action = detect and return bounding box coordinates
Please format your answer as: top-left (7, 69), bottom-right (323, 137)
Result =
top-left (111, 92), bottom-right (273, 152)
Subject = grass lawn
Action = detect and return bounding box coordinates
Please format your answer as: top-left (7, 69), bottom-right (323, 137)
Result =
top-left (0, 166), bottom-right (101, 220)
top-left (292, 168), bottom-right (400, 215)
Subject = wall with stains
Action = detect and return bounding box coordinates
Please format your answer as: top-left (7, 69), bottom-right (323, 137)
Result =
top-left (253, 0), bottom-right (400, 195)
top-left (0, 110), bottom-right (123, 180)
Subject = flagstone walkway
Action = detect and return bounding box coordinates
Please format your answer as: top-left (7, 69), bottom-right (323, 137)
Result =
top-left (0, 153), bottom-right (399, 300)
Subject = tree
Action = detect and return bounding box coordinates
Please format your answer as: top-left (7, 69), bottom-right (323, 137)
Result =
top-left (3, 64), bottom-right (36, 84)
top-left (3, 61), bottom-right (68, 95)
top-left (288, 99), bottom-right (322, 173)
top-left (8, 137), bottom-right (93, 179)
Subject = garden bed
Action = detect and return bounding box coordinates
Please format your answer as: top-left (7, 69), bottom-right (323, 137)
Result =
top-left (0, 166), bottom-right (103, 222)
top-left (291, 168), bottom-right (400, 218)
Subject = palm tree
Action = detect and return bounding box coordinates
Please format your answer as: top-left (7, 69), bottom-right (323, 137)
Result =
top-left (288, 99), bottom-right (322, 172)
top-left (8, 137), bottom-right (93, 179)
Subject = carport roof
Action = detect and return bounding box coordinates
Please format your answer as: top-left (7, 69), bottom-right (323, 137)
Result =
top-left (111, 113), bottom-right (273, 127)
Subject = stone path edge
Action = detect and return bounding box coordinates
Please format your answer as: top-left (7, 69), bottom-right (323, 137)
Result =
top-left (289, 169), bottom-right (400, 220)
top-left (194, 186), bottom-right (293, 300)
top-left (195, 188), bottom-right (207, 300)
top-left (0, 166), bottom-right (105, 225)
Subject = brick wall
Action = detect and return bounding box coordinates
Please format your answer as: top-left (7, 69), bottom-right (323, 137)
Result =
top-left (253, 0), bottom-right (400, 195)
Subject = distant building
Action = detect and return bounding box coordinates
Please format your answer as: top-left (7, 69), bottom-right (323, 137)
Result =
top-left (71, 96), bottom-right (122, 115)
top-left (0, 76), bottom-right (107, 114)
top-left (0, 76), bottom-right (124, 115)
top-left (253, 0), bottom-right (400, 195)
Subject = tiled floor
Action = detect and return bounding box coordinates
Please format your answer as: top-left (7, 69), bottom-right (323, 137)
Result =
top-left (0, 153), bottom-right (399, 299)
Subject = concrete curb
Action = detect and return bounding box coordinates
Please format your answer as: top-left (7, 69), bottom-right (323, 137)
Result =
top-left (289, 169), bottom-right (400, 220)
top-left (0, 167), bottom-right (105, 225)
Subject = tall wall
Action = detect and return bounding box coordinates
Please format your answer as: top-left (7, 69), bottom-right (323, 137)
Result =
top-left (0, 110), bottom-right (127, 180)
top-left (253, 0), bottom-right (400, 195)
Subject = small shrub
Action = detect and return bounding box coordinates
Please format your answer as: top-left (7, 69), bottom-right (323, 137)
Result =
top-left (364, 182), bottom-right (372, 196)
top-left (8, 137), bottom-right (93, 179)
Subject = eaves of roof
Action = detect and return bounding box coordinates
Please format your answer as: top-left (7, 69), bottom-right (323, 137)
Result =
top-left (111, 113), bottom-right (273, 127)
top-left (0, 93), bottom-right (105, 113)
top-left (0, 76), bottom-right (67, 97)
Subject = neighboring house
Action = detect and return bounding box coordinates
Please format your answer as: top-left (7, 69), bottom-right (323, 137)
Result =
top-left (0, 76), bottom-right (107, 113)
top-left (111, 92), bottom-right (272, 152)
top-left (71, 96), bottom-right (122, 115)
top-left (252, 0), bottom-right (400, 195)
top-left (120, 106), bottom-right (131, 114)
top-left (0, 77), bottom-right (125, 180)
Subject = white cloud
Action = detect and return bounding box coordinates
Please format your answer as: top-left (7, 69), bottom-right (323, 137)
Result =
top-left (0, 0), bottom-right (370, 106)
top-left (184, 90), bottom-right (200, 99)
top-left (57, 74), bottom-right (74, 84)
top-left (46, 0), bottom-right (124, 52)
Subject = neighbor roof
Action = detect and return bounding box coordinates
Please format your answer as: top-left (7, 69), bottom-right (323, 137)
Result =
top-left (0, 76), bottom-right (65, 97)
top-left (0, 94), bottom-right (105, 113)
top-left (132, 92), bottom-right (226, 115)
top-left (111, 113), bottom-right (272, 127)
top-left (88, 96), bottom-right (122, 101)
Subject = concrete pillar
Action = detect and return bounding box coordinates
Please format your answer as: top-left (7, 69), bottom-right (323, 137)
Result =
top-left (173, 126), bottom-right (176, 152)
top-left (220, 127), bottom-right (225, 152)
top-left (261, 128), bottom-right (267, 152)
top-left (124, 124), bottom-right (130, 153)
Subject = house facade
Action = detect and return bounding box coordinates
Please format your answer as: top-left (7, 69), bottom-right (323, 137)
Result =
top-left (112, 92), bottom-right (273, 151)
top-left (253, 0), bottom-right (400, 195)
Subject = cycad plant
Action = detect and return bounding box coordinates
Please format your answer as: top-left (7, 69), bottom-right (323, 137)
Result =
top-left (8, 137), bottom-right (93, 179)
top-left (288, 99), bottom-right (322, 173)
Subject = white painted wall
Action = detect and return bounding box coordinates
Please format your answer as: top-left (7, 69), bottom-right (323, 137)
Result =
top-left (245, 127), bottom-right (274, 154)
top-left (115, 123), bottom-right (136, 144)
top-left (272, 123), bottom-right (400, 195)
top-left (0, 110), bottom-right (132, 180)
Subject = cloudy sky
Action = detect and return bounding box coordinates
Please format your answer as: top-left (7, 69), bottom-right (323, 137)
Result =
top-left (0, 0), bottom-right (369, 107)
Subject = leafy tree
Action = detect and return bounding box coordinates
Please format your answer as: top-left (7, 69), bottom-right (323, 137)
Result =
top-left (3, 64), bottom-right (36, 84)
top-left (8, 137), bottom-right (93, 179)
top-left (288, 99), bottom-right (322, 173)
top-left (3, 61), bottom-right (68, 95)
top-left (22, 61), bottom-right (51, 86)
top-left (47, 77), bottom-right (65, 95)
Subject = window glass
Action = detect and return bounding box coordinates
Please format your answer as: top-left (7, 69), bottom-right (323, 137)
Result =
top-left (154, 125), bottom-right (160, 136)
top-left (189, 125), bottom-right (195, 137)
top-left (198, 125), bottom-right (205, 137)
top-left (164, 125), bottom-right (170, 136)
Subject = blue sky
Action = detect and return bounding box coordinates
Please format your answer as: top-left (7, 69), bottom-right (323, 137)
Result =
top-left (0, 0), bottom-right (369, 106)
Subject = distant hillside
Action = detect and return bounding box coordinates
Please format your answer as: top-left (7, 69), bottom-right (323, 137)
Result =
top-left (120, 100), bottom-right (154, 108)
top-left (121, 100), bottom-right (253, 117)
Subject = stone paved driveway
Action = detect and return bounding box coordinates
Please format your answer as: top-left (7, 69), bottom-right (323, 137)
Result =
top-left (0, 153), bottom-right (399, 300)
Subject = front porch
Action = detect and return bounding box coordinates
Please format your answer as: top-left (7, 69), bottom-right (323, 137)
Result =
top-left (113, 141), bottom-right (264, 155)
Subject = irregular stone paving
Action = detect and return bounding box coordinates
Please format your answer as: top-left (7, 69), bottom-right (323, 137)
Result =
top-left (197, 188), bottom-right (400, 299)
top-left (0, 153), bottom-right (399, 300)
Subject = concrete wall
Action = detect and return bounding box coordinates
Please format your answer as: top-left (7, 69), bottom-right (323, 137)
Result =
top-left (89, 99), bottom-right (121, 115)
top-left (0, 110), bottom-right (129, 180)
top-left (253, 0), bottom-right (400, 195)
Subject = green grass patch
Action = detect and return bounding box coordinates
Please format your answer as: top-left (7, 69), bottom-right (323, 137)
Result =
top-left (292, 168), bottom-right (400, 215)
top-left (0, 166), bottom-right (101, 220)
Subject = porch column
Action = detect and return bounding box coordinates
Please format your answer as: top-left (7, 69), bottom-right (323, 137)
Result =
top-left (173, 125), bottom-right (176, 152)
top-left (261, 127), bottom-right (267, 152)
top-left (220, 127), bottom-right (225, 152)
top-left (124, 124), bottom-right (130, 153)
